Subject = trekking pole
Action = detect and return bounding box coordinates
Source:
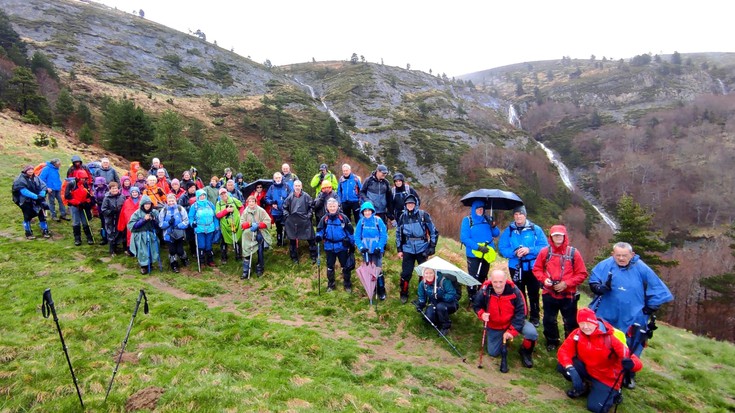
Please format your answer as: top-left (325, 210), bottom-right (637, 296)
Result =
top-left (500, 337), bottom-right (509, 373)
top-left (248, 230), bottom-right (254, 279)
top-left (418, 307), bottom-right (466, 362)
top-left (42, 289), bottom-right (84, 409)
top-left (105, 289), bottom-right (149, 402)
top-left (194, 230), bottom-right (201, 273)
top-left (155, 232), bottom-right (162, 271)
top-left (146, 232), bottom-right (152, 274)
top-left (317, 241), bottom-right (321, 295)
top-left (599, 369), bottom-right (626, 413)
top-left (477, 321), bottom-right (488, 369)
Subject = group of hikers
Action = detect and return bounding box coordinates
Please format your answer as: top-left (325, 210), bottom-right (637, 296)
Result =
top-left (13, 155), bottom-right (674, 412)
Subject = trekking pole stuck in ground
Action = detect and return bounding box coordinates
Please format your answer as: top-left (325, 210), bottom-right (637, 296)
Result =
top-left (478, 321), bottom-right (488, 369)
top-left (317, 241), bottom-right (321, 295)
top-left (42, 289), bottom-right (85, 409)
top-left (417, 306), bottom-right (466, 362)
top-left (194, 231), bottom-right (201, 273)
top-left (105, 289), bottom-right (149, 402)
top-left (500, 337), bottom-right (509, 373)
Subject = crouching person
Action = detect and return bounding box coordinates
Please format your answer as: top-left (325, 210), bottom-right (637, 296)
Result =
top-left (557, 308), bottom-right (642, 413)
top-left (240, 195), bottom-right (271, 279)
top-left (158, 194), bottom-right (190, 273)
top-left (473, 269), bottom-right (538, 369)
top-left (316, 198), bottom-right (354, 292)
top-left (127, 196), bottom-right (160, 274)
top-left (413, 267), bottom-right (458, 336)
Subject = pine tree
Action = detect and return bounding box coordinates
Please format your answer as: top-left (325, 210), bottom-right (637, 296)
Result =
top-left (8, 67), bottom-right (39, 115)
top-left (207, 135), bottom-right (240, 177)
top-left (240, 151), bottom-right (267, 182)
top-left (605, 194), bottom-right (678, 271)
top-left (151, 110), bottom-right (197, 175)
top-left (55, 88), bottom-right (75, 126)
top-left (76, 102), bottom-right (95, 129)
top-left (0, 9), bottom-right (27, 63)
top-left (78, 123), bottom-right (93, 144)
top-left (102, 98), bottom-right (155, 160)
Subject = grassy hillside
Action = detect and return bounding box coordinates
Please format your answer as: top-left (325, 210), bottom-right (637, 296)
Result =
top-left (1, 115), bottom-right (734, 412)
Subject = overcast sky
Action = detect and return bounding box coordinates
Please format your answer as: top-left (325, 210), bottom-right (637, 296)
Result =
top-left (94, 0), bottom-right (733, 77)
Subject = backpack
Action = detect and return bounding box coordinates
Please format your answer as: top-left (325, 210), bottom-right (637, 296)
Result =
top-left (543, 246), bottom-right (577, 279)
top-left (574, 319), bottom-right (628, 359)
top-left (438, 272), bottom-right (462, 301)
top-left (12, 187), bottom-right (21, 207)
top-left (33, 162), bottom-right (46, 176)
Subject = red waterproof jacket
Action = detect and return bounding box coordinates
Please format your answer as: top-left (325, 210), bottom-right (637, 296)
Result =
top-left (65, 181), bottom-right (92, 207)
top-left (473, 280), bottom-right (527, 337)
top-left (532, 225), bottom-right (588, 299)
top-left (118, 197), bottom-right (140, 245)
top-left (557, 319), bottom-right (643, 389)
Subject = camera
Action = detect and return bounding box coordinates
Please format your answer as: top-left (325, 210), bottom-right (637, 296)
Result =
top-left (551, 280), bottom-right (560, 286)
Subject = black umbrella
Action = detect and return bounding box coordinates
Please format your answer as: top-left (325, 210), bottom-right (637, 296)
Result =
top-left (240, 179), bottom-right (273, 199)
top-left (460, 189), bottom-right (523, 212)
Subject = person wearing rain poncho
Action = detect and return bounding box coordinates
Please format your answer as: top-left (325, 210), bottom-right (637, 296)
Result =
top-left (118, 186), bottom-right (142, 255)
top-left (354, 201), bottom-right (388, 300)
top-left (215, 187), bottom-right (245, 264)
top-left (460, 199), bottom-right (500, 301)
top-left (158, 193), bottom-right (190, 273)
top-left (12, 164), bottom-right (50, 240)
top-left (189, 189), bottom-right (218, 267)
top-left (240, 195), bottom-right (271, 279)
top-left (127, 195), bottom-right (160, 274)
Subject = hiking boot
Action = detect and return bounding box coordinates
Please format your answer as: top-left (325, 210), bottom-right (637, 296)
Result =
top-left (530, 318), bottom-right (540, 327)
top-left (546, 343), bottom-right (558, 353)
top-left (140, 266), bottom-right (148, 275)
top-left (566, 384), bottom-right (589, 399)
top-left (181, 257), bottom-right (189, 267)
top-left (256, 270), bottom-right (263, 278)
top-left (53, 216), bottom-right (60, 222)
top-left (60, 215), bottom-right (70, 221)
top-left (379, 293), bottom-right (386, 301)
top-left (344, 286), bottom-right (352, 293)
top-left (623, 377), bottom-right (636, 389)
top-left (439, 327), bottom-right (450, 336)
top-left (42, 229), bottom-right (51, 238)
top-left (400, 295), bottom-right (408, 304)
top-left (291, 258), bottom-right (299, 264)
top-left (73, 225), bottom-right (82, 246)
top-left (99, 238), bottom-right (108, 245)
top-left (326, 286), bottom-right (335, 292)
top-left (25, 230), bottom-right (36, 240)
top-left (83, 226), bottom-right (94, 245)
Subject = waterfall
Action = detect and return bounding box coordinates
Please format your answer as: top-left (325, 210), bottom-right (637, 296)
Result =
top-left (508, 105), bottom-right (521, 128)
top-left (717, 79), bottom-right (728, 95)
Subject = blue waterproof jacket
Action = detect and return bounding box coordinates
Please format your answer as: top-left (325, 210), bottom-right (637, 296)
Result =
top-left (396, 208), bottom-right (438, 255)
top-left (338, 173), bottom-right (361, 203)
top-left (355, 202), bottom-right (387, 253)
top-left (316, 212), bottom-right (354, 253)
top-left (159, 204), bottom-right (189, 241)
top-left (189, 190), bottom-right (218, 234)
top-left (460, 200), bottom-right (500, 258)
top-left (265, 182), bottom-right (292, 218)
top-left (589, 255), bottom-right (674, 334)
top-left (498, 219), bottom-right (548, 271)
top-left (39, 161), bottom-right (62, 191)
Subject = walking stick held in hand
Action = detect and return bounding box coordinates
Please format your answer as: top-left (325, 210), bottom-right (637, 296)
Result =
top-left (247, 229), bottom-right (254, 279)
top-left (194, 229), bottom-right (201, 273)
top-left (478, 321), bottom-right (488, 369)
top-left (105, 289), bottom-right (149, 402)
top-left (42, 289), bottom-right (85, 409)
top-left (317, 240), bottom-right (321, 295)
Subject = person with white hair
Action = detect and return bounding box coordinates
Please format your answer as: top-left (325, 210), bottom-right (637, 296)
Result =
top-left (148, 157), bottom-right (169, 179)
top-left (281, 163), bottom-right (299, 190)
top-left (337, 163), bottom-right (362, 224)
top-left (265, 172), bottom-right (292, 247)
top-left (282, 180), bottom-right (317, 264)
top-left (94, 157), bottom-right (120, 184)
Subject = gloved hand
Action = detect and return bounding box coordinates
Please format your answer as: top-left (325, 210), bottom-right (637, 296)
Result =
top-left (642, 306), bottom-right (657, 315)
top-left (477, 245), bottom-right (490, 254)
top-left (411, 300), bottom-right (423, 313)
top-left (315, 235), bottom-right (322, 243)
top-left (360, 247), bottom-right (368, 254)
top-left (169, 216), bottom-right (176, 226)
top-left (342, 239), bottom-right (352, 249)
top-left (191, 222), bottom-right (197, 229)
top-left (565, 366), bottom-right (584, 395)
top-left (621, 358), bottom-right (635, 373)
top-left (391, 220), bottom-right (397, 228)
top-left (241, 221), bottom-right (251, 230)
top-left (590, 283), bottom-right (611, 296)
top-left (39, 190), bottom-right (46, 198)
top-left (427, 246), bottom-right (436, 256)
top-left (374, 248), bottom-right (382, 254)
top-left (250, 224), bottom-right (259, 232)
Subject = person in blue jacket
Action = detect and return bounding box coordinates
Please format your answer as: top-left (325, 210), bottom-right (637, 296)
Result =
top-left (316, 198), bottom-right (355, 292)
top-left (414, 267), bottom-right (458, 336)
top-left (589, 241), bottom-right (673, 389)
top-left (460, 199), bottom-right (500, 300)
top-left (188, 189), bottom-right (219, 268)
top-left (39, 158), bottom-right (68, 221)
top-left (265, 172), bottom-right (292, 247)
top-left (498, 205), bottom-right (548, 326)
top-left (396, 194), bottom-right (439, 303)
top-left (12, 165), bottom-right (50, 239)
top-left (337, 163), bottom-right (362, 224)
top-left (355, 201), bottom-right (388, 300)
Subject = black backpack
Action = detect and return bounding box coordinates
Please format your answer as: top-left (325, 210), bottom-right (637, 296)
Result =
top-left (438, 272), bottom-right (462, 301)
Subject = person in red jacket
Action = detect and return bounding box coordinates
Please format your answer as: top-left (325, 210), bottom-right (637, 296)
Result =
top-left (472, 269), bottom-right (538, 369)
top-left (557, 308), bottom-right (642, 413)
top-left (533, 224), bottom-right (588, 352)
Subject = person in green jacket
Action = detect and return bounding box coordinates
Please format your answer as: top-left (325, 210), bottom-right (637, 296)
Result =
top-left (215, 187), bottom-right (244, 264)
top-left (310, 163), bottom-right (339, 197)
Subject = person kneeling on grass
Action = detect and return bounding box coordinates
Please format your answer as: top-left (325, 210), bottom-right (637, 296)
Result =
top-left (557, 308), bottom-right (642, 413)
top-left (240, 195), bottom-right (271, 279)
top-left (413, 267), bottom-right (458, 336)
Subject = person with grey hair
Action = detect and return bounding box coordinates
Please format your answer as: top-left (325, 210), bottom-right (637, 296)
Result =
top-left (282, 180), bottom-right (317, 264)
top-left (589, 241), bottom-right (673, 389)
top-left (265, 172), bottom-right (292, 247)
top-left (337, 163), bottom-right (362, 224)
top-left (315, 198), bottom-right (355, 292)
top-left (38, 158), bottom-right (68, 221)
top-left (94, 157), bottom-right (120, 184)
top-left (148, 157), bottom-right (169, 179)
top-left (281, 163), bottom-right (299, 190)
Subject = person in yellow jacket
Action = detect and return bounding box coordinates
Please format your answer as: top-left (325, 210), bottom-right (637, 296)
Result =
top-left (310, 163), bottom-right (339, 197)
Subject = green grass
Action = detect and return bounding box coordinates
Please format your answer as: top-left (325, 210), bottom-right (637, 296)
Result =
top-left (1, 134), bottom-right (734, 412)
